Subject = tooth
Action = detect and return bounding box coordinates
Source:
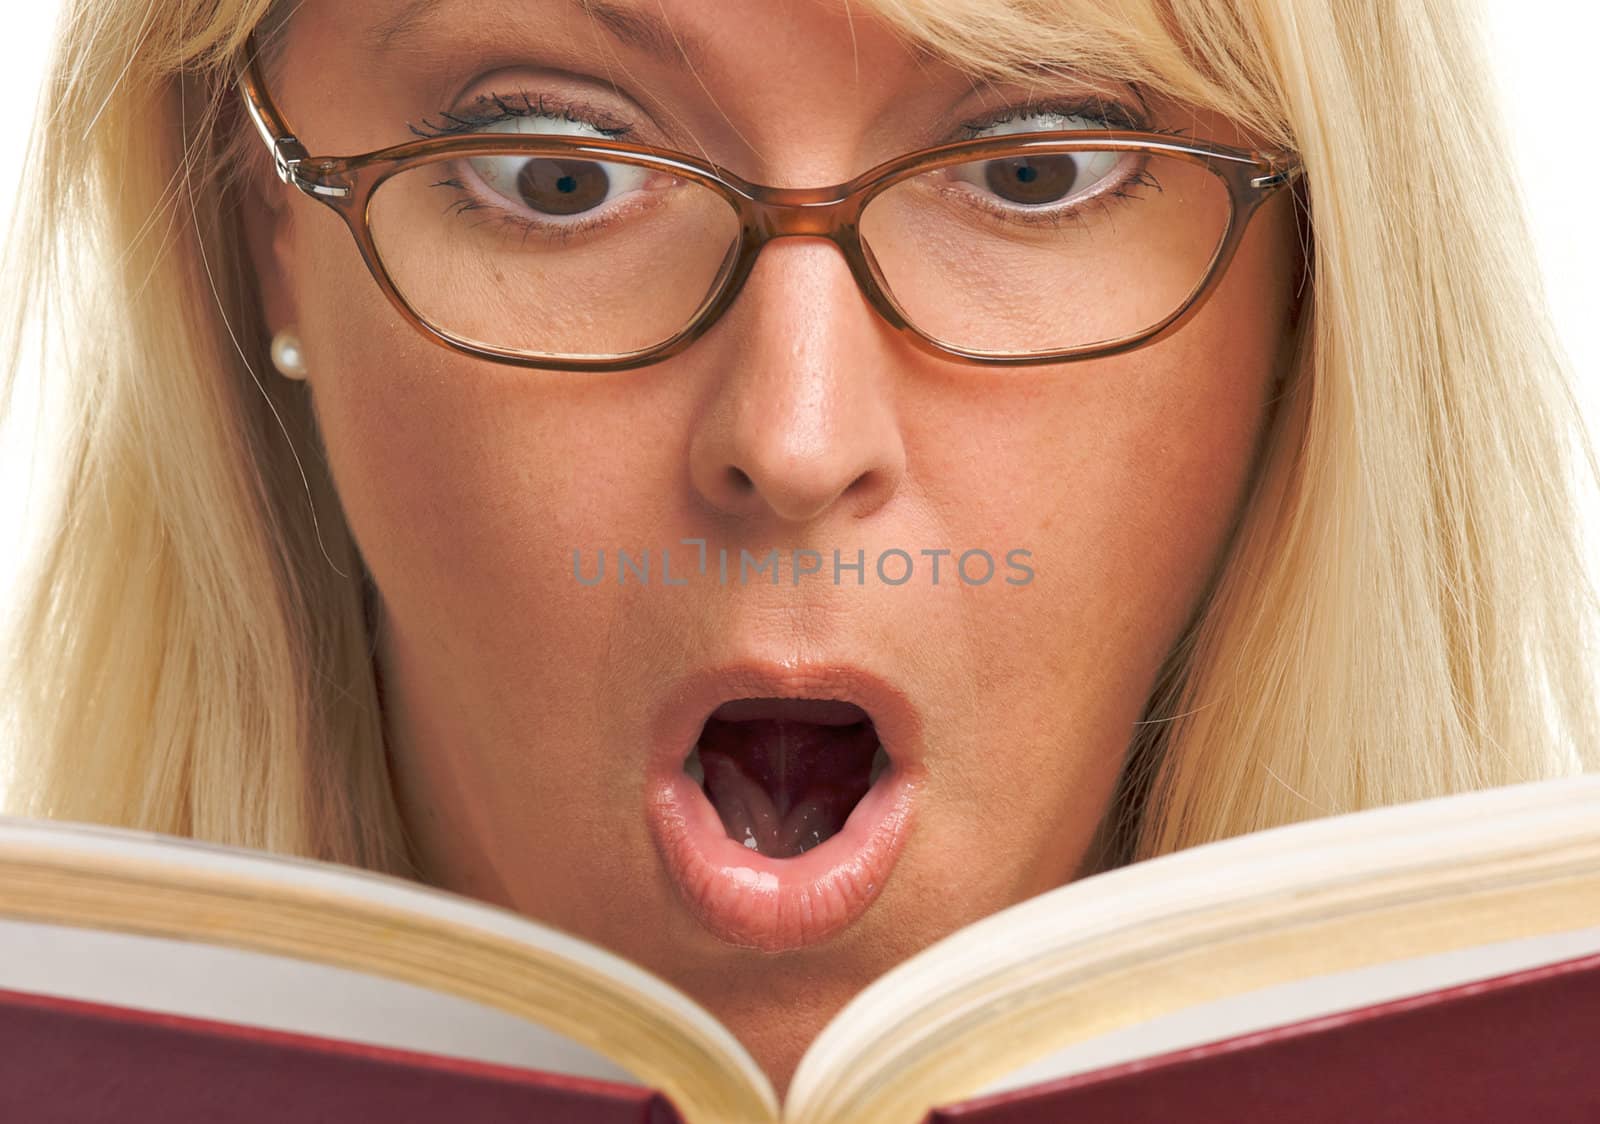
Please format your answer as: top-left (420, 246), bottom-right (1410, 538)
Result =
top-left (684, 744), bottom-right (704, 785)
top-left (869, 744), bottom-right (890, 784)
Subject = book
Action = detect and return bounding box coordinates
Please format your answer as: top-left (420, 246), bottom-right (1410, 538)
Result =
top-left (0, 772), bottom-right (1597, 1123)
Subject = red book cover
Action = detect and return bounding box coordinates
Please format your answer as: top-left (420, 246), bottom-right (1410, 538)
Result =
top-left (7, 945), bottom-right (1600, 1121)
top-left (0, 985), bottom-right (683, 1124)
top-left (926, 948), bottom-right (1600, 1123)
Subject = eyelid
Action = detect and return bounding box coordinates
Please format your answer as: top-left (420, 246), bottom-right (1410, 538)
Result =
top-left (959, 95), bottom-right (1149, 137)
top-left (408, 62), bottom-right (663, 142)
top-left (410, 88), bottom-right (638, 141)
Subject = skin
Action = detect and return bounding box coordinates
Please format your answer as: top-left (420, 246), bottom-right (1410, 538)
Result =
top-left (243, 0), bottom-right (1305, 1096)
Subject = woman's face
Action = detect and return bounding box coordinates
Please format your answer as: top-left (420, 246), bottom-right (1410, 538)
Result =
top-left (247, 0), bottom-right (1302, 1092)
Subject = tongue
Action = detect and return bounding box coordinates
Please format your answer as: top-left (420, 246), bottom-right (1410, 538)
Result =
top-left (697, 718), bottom-right (878, 858)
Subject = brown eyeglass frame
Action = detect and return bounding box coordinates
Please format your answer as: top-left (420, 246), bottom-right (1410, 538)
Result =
top-left (236, 32), bottom-right (1305, 372)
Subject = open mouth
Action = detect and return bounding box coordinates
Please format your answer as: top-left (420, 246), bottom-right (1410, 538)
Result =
top-left (682, 697), bottom-right (891, 859)
top-left (645, 663), bottom-right (923, 950)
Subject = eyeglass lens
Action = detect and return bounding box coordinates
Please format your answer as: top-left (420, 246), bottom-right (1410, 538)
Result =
top-left (365, 144), bottom-right (1233, 360)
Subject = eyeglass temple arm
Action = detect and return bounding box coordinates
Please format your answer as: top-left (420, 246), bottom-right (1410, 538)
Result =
top-left (235, 33), bottom-right (349, 199)
top-left (1250, 155), bottom-right (1305, 191)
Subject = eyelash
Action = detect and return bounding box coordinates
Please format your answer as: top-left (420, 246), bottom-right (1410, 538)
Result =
top-left (407, 91), bottom-right (1194, 146)
top-left (958, 96), bottom-right (1191, 141)
top-left (410, 91), bottom-right (635, 140)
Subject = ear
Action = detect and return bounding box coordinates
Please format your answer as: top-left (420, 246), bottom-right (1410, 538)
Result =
top-left (239, 155), bottom-right (300, 337)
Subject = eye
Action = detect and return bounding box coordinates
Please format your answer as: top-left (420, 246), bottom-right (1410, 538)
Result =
top-left (951, 110), bottom-right (1128, 209)
top-left (953, 149), bottom-right (1125, 207)
top-left (464, 115), bottom-right (657, 222)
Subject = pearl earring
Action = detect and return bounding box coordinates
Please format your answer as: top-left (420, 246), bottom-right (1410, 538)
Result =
top-left (270, 328), bottom-right (309, 379)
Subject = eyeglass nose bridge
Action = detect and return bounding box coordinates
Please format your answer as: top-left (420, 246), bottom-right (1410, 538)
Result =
top-left (687, 180), bottom-right (919, 354)
top-left (716, 187), bottom-right (905, 330)
top-left (741, 187), bottom-right (866, 242)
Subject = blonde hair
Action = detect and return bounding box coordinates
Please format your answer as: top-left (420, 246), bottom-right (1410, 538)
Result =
top-left (2, 0), bottom-right (1595, 880)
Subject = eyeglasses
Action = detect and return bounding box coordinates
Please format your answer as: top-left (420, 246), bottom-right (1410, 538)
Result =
top-left (235, 33), bottom-right (1303, 372)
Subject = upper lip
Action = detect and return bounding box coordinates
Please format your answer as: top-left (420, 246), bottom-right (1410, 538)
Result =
top-left (649, 659), bottom-right (926, 778)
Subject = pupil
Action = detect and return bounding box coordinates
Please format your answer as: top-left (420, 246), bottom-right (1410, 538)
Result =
top-left (984, 154), bottom-right (1080, 206)
top-left (515, 157), bottom-right (610, 216)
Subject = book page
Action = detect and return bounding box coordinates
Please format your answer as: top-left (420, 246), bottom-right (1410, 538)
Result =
top-left (0, 916), bottom-right (640, 1084)
top-left (0, 816), bottom-right (780, 1124)
top-left (966, 922), bottom-right (1600, 1097)
top-left (784, 774), bottom-right (1600, 1124)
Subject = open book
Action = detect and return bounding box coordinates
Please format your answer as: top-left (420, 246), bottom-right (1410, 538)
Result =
top-left (2, 773), bottom-right (1598, 1122)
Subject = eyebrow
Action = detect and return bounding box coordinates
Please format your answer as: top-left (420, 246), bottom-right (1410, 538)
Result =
top-left (364, 0), bottom-right (708, 70)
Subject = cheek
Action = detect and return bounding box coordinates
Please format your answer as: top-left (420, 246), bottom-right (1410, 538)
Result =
top-left (288, 219), bottom-right (647, 651)
top-left (945, 302), bottom-right (1283, 679)
top-left (1053, 204), bottom-right (1293, 639)
top-left (919, 207), bottom-right (1293, 801)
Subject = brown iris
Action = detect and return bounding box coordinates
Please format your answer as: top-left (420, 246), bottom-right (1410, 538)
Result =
top-left (514, 157), bottom-right (610, 216)
top-left (983, 154), bottom-right (1083, 206)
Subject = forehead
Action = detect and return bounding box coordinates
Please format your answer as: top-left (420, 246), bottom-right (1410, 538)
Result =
top-left (271, 0), bottom-right (1116, 176)
top-left (365, 0), bottom-right (933, 62)
top-left (340, 0), bottom-right (947, 85)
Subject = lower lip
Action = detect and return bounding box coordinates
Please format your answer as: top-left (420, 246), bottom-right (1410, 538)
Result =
top-left (645, 758), bottom-right (919, 953)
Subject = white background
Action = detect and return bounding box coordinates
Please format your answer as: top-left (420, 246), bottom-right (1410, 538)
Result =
top-left (1, 2), bottom-right (1598, 706)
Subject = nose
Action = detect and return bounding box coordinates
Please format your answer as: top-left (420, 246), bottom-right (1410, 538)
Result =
top-left (686, 237), bottom-right (908, 525)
